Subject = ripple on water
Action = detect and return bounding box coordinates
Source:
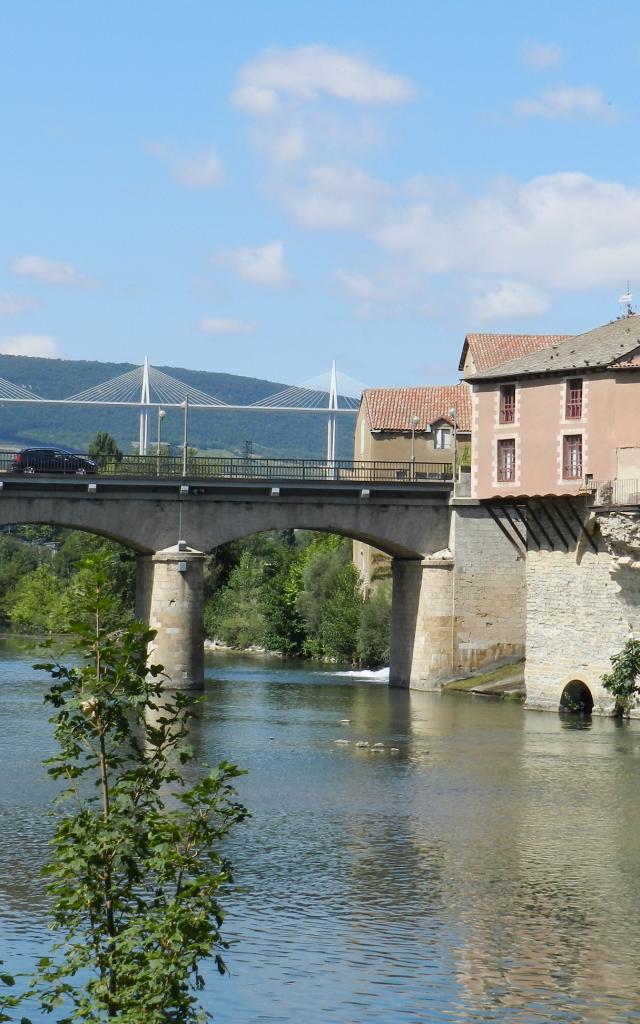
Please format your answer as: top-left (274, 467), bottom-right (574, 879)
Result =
top-left (3, 650), bottom-right (640, 1022)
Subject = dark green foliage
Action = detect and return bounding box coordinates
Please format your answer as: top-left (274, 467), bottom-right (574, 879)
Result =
top-left (204, 531), bottom-right (390, 666)
top-left (205, 551), bottom-right (266, 647)
top-left (0, 534), bottom-right (40, 621)
top-left (0, 554), bottom-right (246, 1023)
top-left (320, 563), bottom-right (363, 662)
top-left (602, 638), bottom-right (640, 715)
top-left (88, 431), bottom-right (123, 466)
top-left (357, 581), bottom-right (392, 667)
top-left (0, 529), bottom-right (135, 632)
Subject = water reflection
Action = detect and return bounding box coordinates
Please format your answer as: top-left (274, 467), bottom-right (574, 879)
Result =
top-left (2, 644), bottom-right (640, 1022)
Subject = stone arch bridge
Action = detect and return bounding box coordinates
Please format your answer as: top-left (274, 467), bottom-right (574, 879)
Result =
top-left (0, 473), bottom-right (525, 690)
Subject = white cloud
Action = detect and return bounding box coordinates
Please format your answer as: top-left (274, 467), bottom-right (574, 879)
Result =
top-left (522, 42), bottom-right (563, 70)
top-left (10, 255), bottom-right (98, 288)
top-left (232, 44), bottom-right (415, 110)
top-left (233, 45), bottom-right (413, 172)
top-left (513, 85), bottom-right (619, 121)
top-left (213, 241), bottom-right (291, 288)
top-left (0, 333), bottom-right (58, 357)
top-left (472, 280), bottom-right (549, 320)
top-left (334, 269), bottom-right (376, 300)
top-left (0, 291), bottom-right (36, 315)
top-left (146, 142), bottom-right (224, 189)
top-left (199, 316), bottom-right (255, 336)
top-left (334, 267), bottom-right (421, 319)
top-left (375, 171), bottom-right (640, 293)
top-left (231, 85), bottom-right (282, 117)
top-left (281, 163), bottom-right (391, 229)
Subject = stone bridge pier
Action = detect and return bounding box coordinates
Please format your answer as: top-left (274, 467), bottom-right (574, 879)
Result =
top-left (135, 545), bottom-right (206, 690)
top-left (0, 481), bottom-right (527, 691)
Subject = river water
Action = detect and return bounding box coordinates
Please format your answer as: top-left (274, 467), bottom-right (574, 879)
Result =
top-left (2, 640), bottom-right (640, 1023)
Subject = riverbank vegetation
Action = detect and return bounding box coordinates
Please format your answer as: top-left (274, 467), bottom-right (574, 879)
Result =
top-left (204, 531), bottom-right (391, 666)
top-left (0, 527), bottom-right (391, 667)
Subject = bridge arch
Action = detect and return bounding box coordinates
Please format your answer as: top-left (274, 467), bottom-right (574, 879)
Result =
top-left (0, 484), bottom-right (460, 692)
top-left (560, 679), bottom-right (594, 714)
top-left (0, 494), bottom-right (451, 560)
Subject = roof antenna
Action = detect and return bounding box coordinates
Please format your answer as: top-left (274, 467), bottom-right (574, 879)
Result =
top-left (618, 281), bottom-right (634, 318)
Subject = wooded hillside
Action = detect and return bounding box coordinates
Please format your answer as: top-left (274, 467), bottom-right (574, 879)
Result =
top-left (0, 354), bottom-right (356, 458)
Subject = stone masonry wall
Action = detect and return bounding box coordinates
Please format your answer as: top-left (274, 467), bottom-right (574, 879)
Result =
top-left (450, 505), bottom-right (526, 675)
top-left (525, 512), bottom-right (640, 714)
top-left (389, 556), bottom-right (454, 689)
top-left (389, 504), bottom-right (527, 690)
top-left (135, 547), bottom-right (205, 690)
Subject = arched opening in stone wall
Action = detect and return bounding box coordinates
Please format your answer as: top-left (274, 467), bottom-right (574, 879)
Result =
top-left (560, 679), bottom-right (594, 714)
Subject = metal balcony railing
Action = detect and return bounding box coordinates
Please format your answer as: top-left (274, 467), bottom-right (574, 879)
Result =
top-left (591, 479), bottom-right (640, 507)
top-left (0, 452), bottom-right (454, 484)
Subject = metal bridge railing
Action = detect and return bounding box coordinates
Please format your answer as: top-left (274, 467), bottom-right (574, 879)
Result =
top-left (0, 452), bottom-right (453, 484)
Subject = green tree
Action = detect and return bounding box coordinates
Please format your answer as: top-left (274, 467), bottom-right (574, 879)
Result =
top-left (0, 554), bottom-right (246, 1023)
top-left (260, 547), bottom-right (306, 655)
top-left (0, 535), bottom-right (40, 622)
top-left (205, 550), bottom-right (265, 647)
top-left (88, 431), bottom-right (123, 468)
top-left (320, 563), bottom-right (363, 662)
top-left (296, 537), bottom-right (350, 651)
top-left (7, 563), bottom-right (69, 633)
top-left (358, 581), bottom-right (392, 667)
top-left (602, 638), bottom-right (640, 716)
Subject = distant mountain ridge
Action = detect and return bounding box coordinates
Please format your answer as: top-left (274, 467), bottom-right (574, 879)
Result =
top-left (0, 354), bottom-right (356, 459)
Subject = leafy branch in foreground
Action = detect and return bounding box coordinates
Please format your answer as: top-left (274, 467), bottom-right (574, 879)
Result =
top-left (0, 554), bottom-right (247, 1023)
top-left (602, 638), bottom-right (640, 716)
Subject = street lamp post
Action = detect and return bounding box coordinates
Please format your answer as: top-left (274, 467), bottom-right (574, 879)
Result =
top-left (156, 408), bottom-right (165, 476)
top-left (410, 414), bottom-right (420, 480)
top-left (182, 395), bottom-right (190, 476)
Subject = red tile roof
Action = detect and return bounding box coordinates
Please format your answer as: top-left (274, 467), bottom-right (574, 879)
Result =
top-left (460, 333), bottom-right (571, 373)
top-left (362, 384), bottom-right (471, 432)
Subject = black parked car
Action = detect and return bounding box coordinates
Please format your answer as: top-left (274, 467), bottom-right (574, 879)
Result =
top-left (11, 447), bottom-right (97, 475)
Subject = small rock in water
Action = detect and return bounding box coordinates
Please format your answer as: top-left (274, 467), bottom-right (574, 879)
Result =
top-left (334, 739), bottom-right (350, 745)
top-left (356, 740), bottom-right (369, 748)
top-left (390, 747), bottom-right (400, 754)
top-left (339, 719), bottom-right (352, 725)
top-left (371, 746), bottom-right (385, 753)
top-left (372, 742), bottom-right (385, 749)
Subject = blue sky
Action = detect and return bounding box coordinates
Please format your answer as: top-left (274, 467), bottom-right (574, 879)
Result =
top-left (0, 0), bottom-right (638, 388)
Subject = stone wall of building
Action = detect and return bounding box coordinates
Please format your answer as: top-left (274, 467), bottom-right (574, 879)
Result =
top-left (524, 511), bottom-right (640, 714)
top-left (450, 504), bottom-right (526, 675)
top-left (389, 503), bottom-right (527, 689)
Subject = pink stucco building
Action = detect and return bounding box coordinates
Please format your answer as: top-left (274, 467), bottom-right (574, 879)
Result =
top-left (464, 317), bottom-right (640, 499)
